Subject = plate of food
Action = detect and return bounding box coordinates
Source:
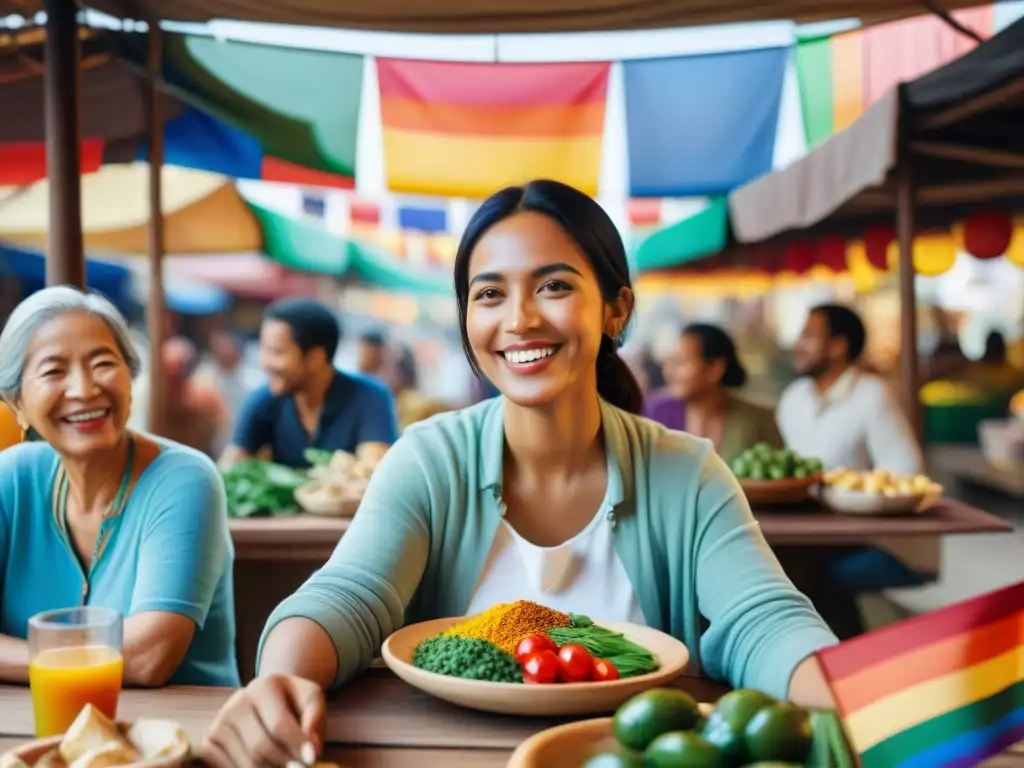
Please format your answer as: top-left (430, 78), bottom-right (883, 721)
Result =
top-left (0, 704), bottom-right (190, 768)
top-left (819, 468), bottom-right (943, 516)
top-left (380, 601), bottom-right (689, 717)
top-left (507, 687), bottom-right (853, 767)
top-left (729, 444), bottom-right (824, 505)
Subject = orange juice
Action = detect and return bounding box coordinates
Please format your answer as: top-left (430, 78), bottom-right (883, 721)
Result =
top-left (29, 645), bottom-right (123, 737)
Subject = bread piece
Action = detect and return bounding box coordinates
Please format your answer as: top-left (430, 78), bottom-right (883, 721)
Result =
top-left (59, 706), bottom-right (138, 765)
top-left (0, 752), bottom-right (33, 768)
top-left (33, 749), bottom-right (67, 768)
top-left (125, 719), bottom-right (190, 761)
top-left (67, 743), bottom-right (137, 768)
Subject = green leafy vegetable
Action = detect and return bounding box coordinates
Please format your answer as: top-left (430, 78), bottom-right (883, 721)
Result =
top-left (221, 459), bottom-right (308, 518)
top-left (304, 448), bottom-right (333, 468)
top-left (546, 625), bottom-right (659, 678)
top-left (412, 635), bottom-right (523, 683)
top-left (569, 612), bottom-right (594, 628)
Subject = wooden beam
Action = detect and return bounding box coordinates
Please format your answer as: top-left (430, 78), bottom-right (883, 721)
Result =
top-left (146, 25), bottom-right (167, 437)
top-left (918, 76), bottom-right (1024, 131)
top-left (911, 141), bottom-right (1024, 169)
top-left (895, 157), bottom-right (922, 446)
top-left (43, 0), bottom-right (84, 288)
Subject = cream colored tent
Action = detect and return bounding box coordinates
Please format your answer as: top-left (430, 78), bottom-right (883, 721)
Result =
top-left (0, 163), bottom-right (262, 255)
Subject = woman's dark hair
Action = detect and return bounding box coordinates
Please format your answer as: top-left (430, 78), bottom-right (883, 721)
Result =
top-left (683, 323), bottom-right (748, 389)
top-left (453, 179), bottom-right (643, 414)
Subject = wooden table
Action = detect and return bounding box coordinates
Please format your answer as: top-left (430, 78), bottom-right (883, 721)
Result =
top-left (929, 444), bottom-right (1024, 499)
top-left (228, 498), bottom-right (1010, 559)
top-left (0, 670), bottom-right (729, 767)
top-left (229, 516), bottom-right (349, 561)
top-left (754, 498), bottom-right (1012, 546)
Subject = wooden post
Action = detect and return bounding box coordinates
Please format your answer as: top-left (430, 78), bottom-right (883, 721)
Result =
top-left (146, 26), bottom-right (167, 436)
top-left (43, 0), bottom-right (84, 288)
top-left (895, 158), bottom-right (923, 446)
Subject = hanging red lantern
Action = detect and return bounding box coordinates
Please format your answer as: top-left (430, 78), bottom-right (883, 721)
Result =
top-left (784, 241), bottom-right (816, 274)
top-left (962, 210), bottom-right (1013, 259)
top-left (864, 224), bottom-right (895, 270)
top-left (753, 246), bottom-right (785, 275)
top-left (817, 235), bottom-right (848, 272)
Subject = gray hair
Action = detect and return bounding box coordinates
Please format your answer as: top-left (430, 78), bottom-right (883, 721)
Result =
top-left (0, 286), bottom-right (141, 402)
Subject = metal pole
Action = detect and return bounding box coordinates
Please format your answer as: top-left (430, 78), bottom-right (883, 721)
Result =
top-left (43, 0), bottom-right (85, 288)
top-left (146, 26), bottom-right (167, 436)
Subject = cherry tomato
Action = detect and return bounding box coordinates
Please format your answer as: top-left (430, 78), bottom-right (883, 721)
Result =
top-left (515, 634), bottom-right (558, 661)
top-left (521, 650), bottom-right (559, 684)
top-left (557, 643), bottom-right (594, 683)
top-left (592, 658), bottom-right (620, 682)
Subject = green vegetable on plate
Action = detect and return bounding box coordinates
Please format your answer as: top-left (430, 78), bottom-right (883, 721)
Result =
top-left (412, 635), bottom-right (523, 683)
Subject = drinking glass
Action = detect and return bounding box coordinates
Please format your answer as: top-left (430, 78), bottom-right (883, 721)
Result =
top-left (28, 607), bottom-right (124, 737)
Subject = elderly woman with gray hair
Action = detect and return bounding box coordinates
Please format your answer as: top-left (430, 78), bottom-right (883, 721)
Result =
top-left (0, 287), bottom-right (239, 687)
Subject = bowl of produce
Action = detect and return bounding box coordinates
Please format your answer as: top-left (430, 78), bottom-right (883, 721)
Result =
top-left (819, 468), bottom-right (943, 516)
top-left (729, 445), bottom-right (823, 505)
top-left (507, 687), bottom-right (854, 767)
top-left (1, 703), bottom-right (190, 768)
top-left (381, 601), bottom-right (689, 716)
top-left (296, 448), bottom-right (383, 517)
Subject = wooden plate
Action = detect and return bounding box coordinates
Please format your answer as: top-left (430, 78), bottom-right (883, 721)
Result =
top-left (2, 722), bottom-right (191, 767)
top-left (739, 475), bottom-right (821, 505)
top-left (381, 617), bottom-right (690, 717)
top-left (507, 707), bottom-right (713, 768)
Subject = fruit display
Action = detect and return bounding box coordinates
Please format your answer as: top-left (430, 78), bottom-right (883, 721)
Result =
top-left (729, 444), bottom-right (823, 482)
top-left (919, 380), bottom-right (988, 407)
top-left (584, 688), bottom-right (852, 767)
top-left (822, 468), bottom-right (941, 498)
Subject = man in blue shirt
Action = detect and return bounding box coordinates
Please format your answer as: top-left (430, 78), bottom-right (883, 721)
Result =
top-left (220, 299), bottom-right (398, 469)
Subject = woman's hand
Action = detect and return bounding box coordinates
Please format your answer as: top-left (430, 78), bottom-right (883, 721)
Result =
top-left (203, 674), bottom-right (326, 768)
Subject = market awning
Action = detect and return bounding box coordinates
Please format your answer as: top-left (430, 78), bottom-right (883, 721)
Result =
top-left (729, 14), bottom-right (1024, 244)
top-left (0, 163), bottom-right (263, 253)
top-left (0, 0), bottom-right (996, 34)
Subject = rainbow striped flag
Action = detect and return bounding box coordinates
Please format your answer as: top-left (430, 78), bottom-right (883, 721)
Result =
top-left (817, 580), bottom-right (1024, 768)
top-left (795, 5), bottom-right (992, 146)
top-left (377, 59), bottom-right (610, 198)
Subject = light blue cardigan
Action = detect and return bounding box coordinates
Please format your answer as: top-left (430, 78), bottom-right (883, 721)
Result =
top-left (260, 397), bottom-right (837, 698)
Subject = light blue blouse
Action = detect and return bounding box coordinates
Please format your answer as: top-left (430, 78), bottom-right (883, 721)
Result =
top-left (261, 397), bottom-right (838, 698)
top-left (0, 440), bottom-right (239, 687)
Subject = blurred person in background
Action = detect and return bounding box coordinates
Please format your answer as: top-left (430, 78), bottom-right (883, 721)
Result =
top-left (644, 324), bottom-right (781, 462)
top-left (220, 299), bottom-right (398, 470)
top-left (355, 329), bottom-right (388, 381)
top-left (776, 303), bottom-right (926, 639)
top-left (386, 346), bottom-right (449, 431)
top-left (0, 287), bottom-right (239, 687)
top-left (160, 337), bottom-right (228, 458)
top-left (778, 303), bottom-right (921, 474)
top-left (195, 330), bottom-right (263, 455)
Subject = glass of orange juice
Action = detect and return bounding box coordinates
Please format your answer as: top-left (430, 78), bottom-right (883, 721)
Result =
top-left (28, 607), bottom-right (124, 737)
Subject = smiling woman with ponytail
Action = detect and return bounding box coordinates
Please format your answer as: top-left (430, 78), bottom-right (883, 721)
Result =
top-left (204, 181), bottom-right (837, 766)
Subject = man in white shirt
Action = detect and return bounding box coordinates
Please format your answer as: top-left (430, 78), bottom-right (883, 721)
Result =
top-left (775, 304), bottom-right (928, 639)
top-left (777, 303), bottom-right (923, 474)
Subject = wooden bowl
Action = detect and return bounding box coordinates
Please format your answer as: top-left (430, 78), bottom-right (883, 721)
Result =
top-left (382, 617), bottom-right (690, 717)
top-left (819, 485), bottom-right (943, 516)
top-left (739, 475), bottom-right (821, 505)
top-left (2, 721), bottom-right (191, 767)
top-left (508, 707), bottom-right (715, 767)
top-left (295, 482), bottom-right (360, 517)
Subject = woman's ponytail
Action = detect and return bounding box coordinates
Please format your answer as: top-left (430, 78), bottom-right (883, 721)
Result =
top-left (596, 335), bottom-right (644, 414)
